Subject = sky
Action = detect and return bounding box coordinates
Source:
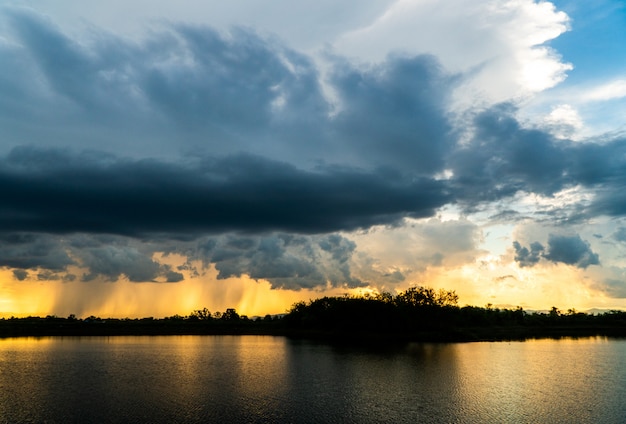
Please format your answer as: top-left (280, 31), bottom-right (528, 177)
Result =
top-left (2, 0), bottom-right (626, 318)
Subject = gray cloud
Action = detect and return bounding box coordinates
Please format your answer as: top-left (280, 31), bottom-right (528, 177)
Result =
top-left (69, 237), bottom-right (186, 283)
top-left (1, 8), bottom-right (329, 161)
top-left (513, 241), bottom-right (544, 268)
top-left (78, 245), bottom-right (163, 282)
top-left (37, 270), bottom-right (75, 282)
top-left (515, 234), bottom-right (599, 269)
top-left (0, 233), bottom-right (182, 283)
top-left (0, 232), bottom-right (74, 271)
top-left (165, 270), bottom-right (185, 283)
top-left (330, 54), bottom-right (454, 174)
top-left (0, 147), bottom-right (449, 236)
top-left (448, 104), bottom-right (626, 227)
top-left (594, 279), bottom-right (626, 298)
top-left (0, 230), bottom-right (365, 289)
top-left (181, 233), bottom-right (364, 290)
top-left (151, 25), bottom-right (328, 130)
top-left (613, 228), bottom-right (626, 243)
top-left (12, 269), bottom-right (28, 281)
top-left (450, 104), bottom-right (569, 204)
top-left (2, 7), bottom-right (453, 173)
top-left (544, 234), bottom-right (600, 269)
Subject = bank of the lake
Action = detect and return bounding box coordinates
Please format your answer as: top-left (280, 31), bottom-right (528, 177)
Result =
top-left (1, 315), bottom-right (626, 343)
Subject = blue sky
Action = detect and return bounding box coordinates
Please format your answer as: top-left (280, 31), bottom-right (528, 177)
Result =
top-left (550, 0), bottom-right (626, 81)
top-left (2, 0), bottom-right (626, 317)
top-left (530, 0), bottom-right (626, 135)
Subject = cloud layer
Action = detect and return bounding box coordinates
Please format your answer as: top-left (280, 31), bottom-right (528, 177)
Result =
top-left (0, 146), bottom-right (449, 236)
top-left (2, 5), bottom-right (626, 301)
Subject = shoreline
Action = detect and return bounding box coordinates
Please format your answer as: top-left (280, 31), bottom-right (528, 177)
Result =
top-left (1, 320), bottom-right (625, 343)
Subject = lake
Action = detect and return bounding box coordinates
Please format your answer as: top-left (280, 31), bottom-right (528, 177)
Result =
top-left (0, 335), bottom-right (624, 423)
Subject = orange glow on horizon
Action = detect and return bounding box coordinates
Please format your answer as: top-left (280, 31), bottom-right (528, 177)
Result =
top-left (3, 257), bottom-right (626, 319)
top-left (0, 265), bottom-right (364, 319)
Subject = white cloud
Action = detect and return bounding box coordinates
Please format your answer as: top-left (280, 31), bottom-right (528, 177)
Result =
top-left (522, 77), bottom-right (626, 137)
top-left (332, 0), bottom-right (571, 107)
top-left (543, 104), bottom-right (584, 139)
top-left (350, 218), bottom-right (484, 285)
top-left (582, 79), bottom-right (626, 102)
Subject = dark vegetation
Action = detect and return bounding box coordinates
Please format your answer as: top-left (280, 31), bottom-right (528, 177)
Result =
top-left (2, 286), bottom-right (626, 341)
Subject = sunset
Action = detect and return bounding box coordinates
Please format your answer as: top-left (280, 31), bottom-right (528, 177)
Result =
top-left (2, 1), bottom-right (626, 319)
top-left (3, 1), bottom-right (626, 422)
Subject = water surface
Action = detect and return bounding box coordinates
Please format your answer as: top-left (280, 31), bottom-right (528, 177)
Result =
top-left (0, 336), bottom-right (624, 423)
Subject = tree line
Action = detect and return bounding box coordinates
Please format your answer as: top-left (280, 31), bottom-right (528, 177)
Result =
top-left (282, 287), bottom-right (626, 341)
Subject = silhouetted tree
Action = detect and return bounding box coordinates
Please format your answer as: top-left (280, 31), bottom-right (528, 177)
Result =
top-left (190, 308), bottom-right (212, 321)
top-left (394, 286), bottom-right (458, 307)
top-left (221, 308), bottom-right (240, 321)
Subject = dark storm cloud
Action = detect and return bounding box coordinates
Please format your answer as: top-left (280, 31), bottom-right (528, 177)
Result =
top-left (180, 233), bottom-right (364, 289)
top-left (544, 234), bottom-right (599, 268)
top-left (0, 232), bottom-right (181, 283)
top-left (583, 181), bottom-right (626, 219)
top-left (0, 232), bottom-right (74, 271)
top-left (79, 245), bottom-right (163, 282)
top-left (36, 270), bottom-right (75, 282)
top-left (0, 231), bottom-right (363, 289)
top-left (0, 146), bottom-right (449, 236)
top-left (448, 104), bottom-right (626, 225)
top-left (164, 270), bottom-right (185, 283)
top-left (562, 137), bottom-right (626, 221)
top-left (488, 209), bottom-right (524, 222)
top-left (331, 55), bottom-right (454, 174)
top-left (514, 234), bottom-right (599, 269)
top-left (567, 138), bottom-right (626, 186)
top-left (513, 241), bottom-right (544, 267)
top-left (450, 104), bottom-right (569, 204)
top-left (12, 269), bottom-right (28, 281)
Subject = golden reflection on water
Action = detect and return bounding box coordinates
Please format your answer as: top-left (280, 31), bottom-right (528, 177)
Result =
top-left (0, 336), bottom-right (625, 423)
top-left (0, 335), bottom-right (296, 422)
top-left (451, 337), bottom-right (621, 422)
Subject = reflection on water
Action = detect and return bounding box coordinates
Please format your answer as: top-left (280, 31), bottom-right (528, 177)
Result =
top-left (452, 338), bottom-right (626, 423)
top-left (0, 336), bottom-right (624, 423)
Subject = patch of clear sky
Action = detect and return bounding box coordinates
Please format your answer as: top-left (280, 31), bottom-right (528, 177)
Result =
top-left (548, 0), bottom-right (626, 84)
